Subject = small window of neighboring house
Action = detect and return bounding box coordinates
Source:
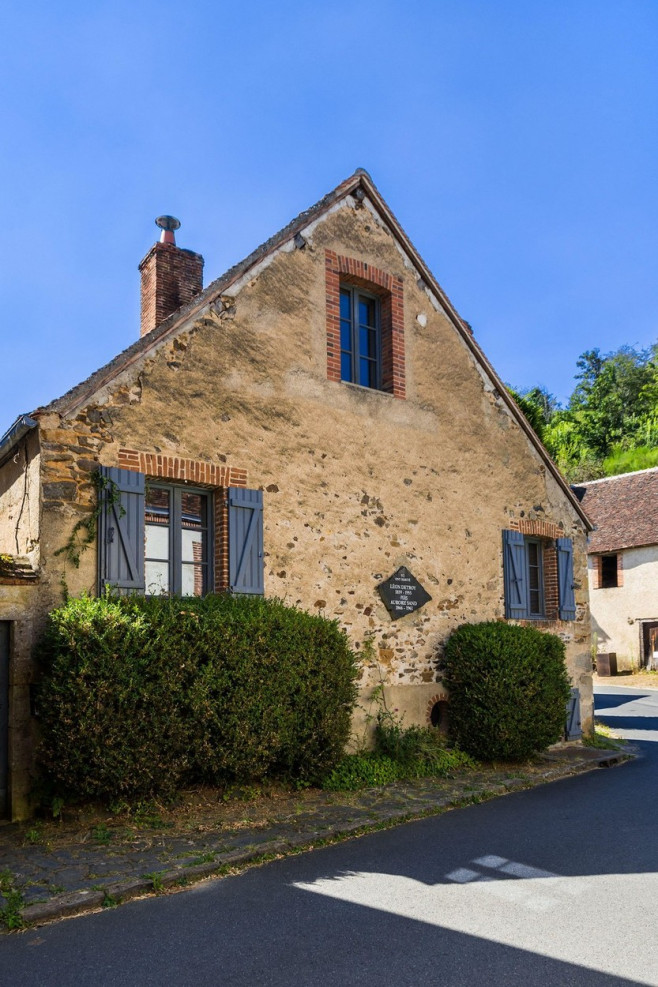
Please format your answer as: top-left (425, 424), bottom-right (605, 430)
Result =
top-left (145, 484), bottom-right (210, 597)
top-left (340, 286), bottom-right (380, 389)
top-left (600, 554), bottom-right (619, 588)
top-left (97, 466), bottom-right (264, 597)
top-left (503, 530), bottom-right (576, 621)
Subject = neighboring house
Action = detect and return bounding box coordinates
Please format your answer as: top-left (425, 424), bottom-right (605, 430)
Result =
top-left (0, 170), bottom-right (593, 819)
top-left (574, 468), bottom-right (658, 670)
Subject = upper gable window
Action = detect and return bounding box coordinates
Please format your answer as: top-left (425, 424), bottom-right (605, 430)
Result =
top-left (325, 251), bottom-right (406, 399)
top-left (340, 286), bottom-right (380, 388)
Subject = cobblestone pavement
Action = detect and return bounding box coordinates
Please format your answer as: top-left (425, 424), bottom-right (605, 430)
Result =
top-left (0, 745), bottom-right (632, 929)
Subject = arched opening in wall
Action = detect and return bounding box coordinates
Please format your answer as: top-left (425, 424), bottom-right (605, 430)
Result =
top-left (429, 699), bottom-right (449, 737)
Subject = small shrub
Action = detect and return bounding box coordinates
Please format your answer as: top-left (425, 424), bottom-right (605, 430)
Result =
top-left (323, 722), bottom-right (475, 791)
top-left (36, 594), bottom-right (359, 801)
top-left (441, 621), bottom-right (571, 761)
top-left (323, 754), bottom-right (399, 791)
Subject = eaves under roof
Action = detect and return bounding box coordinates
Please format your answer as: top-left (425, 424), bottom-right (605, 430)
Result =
top-left (23, 168), bottom-right (590, 530)
top-left (573, 467), bottom-right (658, 553)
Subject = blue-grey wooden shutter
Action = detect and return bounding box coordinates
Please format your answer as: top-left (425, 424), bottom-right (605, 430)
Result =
top-left (565, 687), bottom-right (582, 740)
top-left (228, 487), bottom-right (264, 595)
top-left (98, 466), bottom-right (145, 594)
top-left (503, 529), bottom-right (527, 619)
top-left (557, 537), bottom-right (576, 621)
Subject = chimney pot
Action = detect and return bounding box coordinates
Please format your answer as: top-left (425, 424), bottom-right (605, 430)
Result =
top-left (139, 218), bottom-right (204, 337)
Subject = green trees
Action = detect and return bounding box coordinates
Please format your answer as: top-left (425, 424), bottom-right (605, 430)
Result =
top-left (510, 343), bottom-right (658, 481)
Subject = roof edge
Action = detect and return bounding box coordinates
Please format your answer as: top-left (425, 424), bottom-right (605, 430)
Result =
top-left (0, 414), bottom-right (38, 468)
top-left (24, 168), bottom-right (590, 530)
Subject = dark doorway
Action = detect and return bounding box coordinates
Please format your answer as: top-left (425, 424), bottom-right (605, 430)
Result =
top-left (641, 621), bottom-right (658, 670)
top-left (0, 622), bottom-right (9, 818)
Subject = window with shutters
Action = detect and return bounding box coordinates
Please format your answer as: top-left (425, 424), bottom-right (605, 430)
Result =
top-left (98, 466), bottom-right (264, 598)
top-left (503, 529), bottom-right (576, 622)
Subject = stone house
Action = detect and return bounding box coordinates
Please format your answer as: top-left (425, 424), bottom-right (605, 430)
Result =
top-left (574, 468), bottom-right (658, 670)
top-left (0, 170), bottom-right (593, 820)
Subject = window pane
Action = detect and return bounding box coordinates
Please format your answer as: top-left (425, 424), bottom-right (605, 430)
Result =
top-left (341, 351), bottom-right (353, 382)
top-left (340, 319), bottom-right (352, 351)
top-left (181, 492), bottom-right (204, 529)
top-left (526, 541), bottom-right (542, 615)
top-left (359, 358), bottom-right (377, 388)
top-left (146, 523), bottom-right (169, 561)
top-left (358, 297), bottom-right (375, 327)
top-left (340, 290), bottom-right (351, 320)
top-left (145, 560), bottom-right (169, 596)
top-left (182, 527), bottom-right (205, 564)
top-left (146, 487), bottom-right (169, 523)
top-left (182, 562), bottom-right (204, 597)
top-left (360, 326), bottom-right (377, 359)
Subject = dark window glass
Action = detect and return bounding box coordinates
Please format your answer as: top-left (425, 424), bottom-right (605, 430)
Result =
top-left (340, 290), bottom-right (351, 320)
top-left (340, 319), bottom-right (352, 351)
top-left (527, 540), bottom-right (542, 615)
top-left (601, 554), bottom-right (618, 588)
top-left (339, 285), bottom-right (380, 388)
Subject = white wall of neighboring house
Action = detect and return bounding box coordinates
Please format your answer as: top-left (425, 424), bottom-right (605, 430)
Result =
top-left (589, 544), bottom-right (658, 668)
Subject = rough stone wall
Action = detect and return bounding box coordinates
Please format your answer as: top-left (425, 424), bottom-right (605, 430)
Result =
top-left (0, 582), bottom-right (40, 818)
top-left (589, 546), bottom-right (658, 668)
top-left (0, 429), bottom-right (40, 562)
top-left (2, 195), bottom-right (593, 816)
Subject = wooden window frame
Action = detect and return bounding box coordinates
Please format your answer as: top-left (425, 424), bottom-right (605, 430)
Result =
top-left (524, 537), bottom-right (545, 618)
top-left (339, 284), bottom-right (381, 389)
top-left (145, 482), bottom-right (213, 597)
top-left (600, 553), bottom-right (619, 589)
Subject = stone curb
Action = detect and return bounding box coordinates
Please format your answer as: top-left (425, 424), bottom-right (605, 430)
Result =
top-left (13, 746), bottom-right (635, 931)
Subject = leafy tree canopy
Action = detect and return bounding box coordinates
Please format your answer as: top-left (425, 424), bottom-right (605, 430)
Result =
top-left (508, 342), bottom-right (658, 481)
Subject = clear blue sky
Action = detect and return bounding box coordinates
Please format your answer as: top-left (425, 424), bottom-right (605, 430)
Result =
top-left (1, 1), bottom-right (657, 431)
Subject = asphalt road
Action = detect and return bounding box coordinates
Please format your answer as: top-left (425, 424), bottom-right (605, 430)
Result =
top-left (2, 686), bottom-right (658, 987)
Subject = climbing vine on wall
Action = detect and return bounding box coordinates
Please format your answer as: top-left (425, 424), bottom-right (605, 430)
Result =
top-left (55, 471), bottom-right (124, 570)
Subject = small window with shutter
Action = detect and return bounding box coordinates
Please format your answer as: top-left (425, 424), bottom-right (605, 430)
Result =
top-left (98, 466), bottom-right (265, 598)
top-left (503, 530), bottom-right (576, 622)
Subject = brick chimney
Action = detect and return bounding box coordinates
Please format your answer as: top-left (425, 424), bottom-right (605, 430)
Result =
top-left (139, 216), bottom-right (204, 337)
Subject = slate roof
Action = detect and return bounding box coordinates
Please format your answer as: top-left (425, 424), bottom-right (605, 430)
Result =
top-left (573, 467), bottom-right (658, 553)
top-left (4, 168), bottom-right (590, 530)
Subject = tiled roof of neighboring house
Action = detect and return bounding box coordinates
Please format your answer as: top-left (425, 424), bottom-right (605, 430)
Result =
top-left (573, 467), bottom-right (658, 554)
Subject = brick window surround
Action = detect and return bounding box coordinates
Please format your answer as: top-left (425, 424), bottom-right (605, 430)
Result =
top-left (118, 448), bottom-right (247, 593)
top-left (592, 553), bottom-right (624, 590)
top-left (325, 250), bottom-right (405, 398)
top-left (508, 518), bottom-right (562, 621)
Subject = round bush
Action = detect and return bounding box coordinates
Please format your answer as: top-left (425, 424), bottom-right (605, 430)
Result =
top-left (441, 621), bottom-right (571, 761)
top-left (36, 594), bottom-right (359, 801)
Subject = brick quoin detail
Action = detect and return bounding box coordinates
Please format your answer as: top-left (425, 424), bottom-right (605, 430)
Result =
top-left (543, 543), bottom-right (559, 621)
top-left (325, 250), bottom-right (406, 398)
top-left (118, 448), bottom-right (248, 593)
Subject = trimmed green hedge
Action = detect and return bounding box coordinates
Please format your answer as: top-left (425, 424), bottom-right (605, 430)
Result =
top-left (441, 621), bottom-right (571, 761)
top-left (36, 594), bottom-right (359, 801)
